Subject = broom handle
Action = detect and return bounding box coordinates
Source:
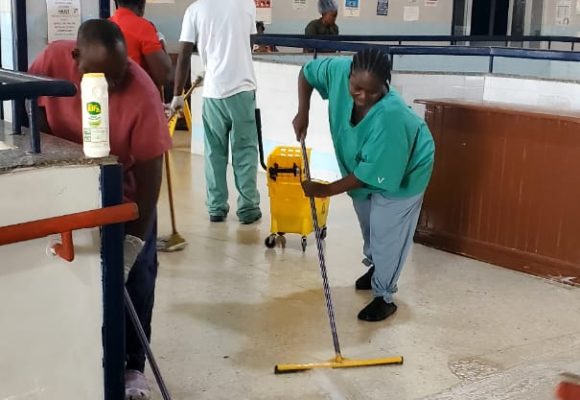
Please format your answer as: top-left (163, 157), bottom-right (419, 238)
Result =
top-left (300, 138), bottom-right (342, 358)
top-left (166, 75), bottom-right (204, 121)
top-left (164, 152), bottom-right (178, 235)
top-left (159, 88), bottom-right (178, 235)
top-left (160, 74), bottom-right (204, 235)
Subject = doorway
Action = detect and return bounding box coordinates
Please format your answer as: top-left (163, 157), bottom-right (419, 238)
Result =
top-left (470, 0), bottom-right (510, 36)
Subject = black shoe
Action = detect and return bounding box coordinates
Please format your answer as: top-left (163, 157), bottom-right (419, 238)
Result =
top-left (357, 297), bottom-right (397, 322)
top-left (355, 266), bottom-right (374, 290)
top-left (210, 215), bottom-right (225, 222)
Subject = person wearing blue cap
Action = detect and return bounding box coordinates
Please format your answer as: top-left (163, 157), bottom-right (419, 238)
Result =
top-left (305, 0), bottom-right (339, 37)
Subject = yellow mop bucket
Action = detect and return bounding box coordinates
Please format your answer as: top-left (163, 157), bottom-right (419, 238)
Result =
top-left (263, 146), bottom-right (330, 251)
top-left (254, 110), bottom-right (330, 251)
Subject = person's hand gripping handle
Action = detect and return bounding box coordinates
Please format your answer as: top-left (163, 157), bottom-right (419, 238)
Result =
top-left (292, 110), bottom-right (309, 142)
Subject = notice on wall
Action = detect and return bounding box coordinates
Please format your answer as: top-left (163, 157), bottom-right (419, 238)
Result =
top-left (377, 0), bottom-right (389, 16)
top-left (293, 0), bottom-right (307, 11)
top-left (556, 0), bottom-right (572, 25)
top-left (344, 0), bottom-right (361, 17)
top-left (403, 6), bottom-right (420, 21)
top-left (425, 0), bottom-right (438, 6)
top-left (255, 0), bottom-right (272, 24)
top-left (46, 0), bottom-right (81, 43)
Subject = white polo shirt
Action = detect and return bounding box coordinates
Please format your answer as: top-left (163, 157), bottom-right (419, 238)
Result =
top-left (179, 0), bottom-right (258, 99)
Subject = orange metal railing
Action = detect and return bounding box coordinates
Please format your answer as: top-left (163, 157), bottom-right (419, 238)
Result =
top-left (0, 203), bottom-right (138, 261)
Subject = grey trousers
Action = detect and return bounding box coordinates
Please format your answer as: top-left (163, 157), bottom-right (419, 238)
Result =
top-left (353, 193), bottom-right (424, 302)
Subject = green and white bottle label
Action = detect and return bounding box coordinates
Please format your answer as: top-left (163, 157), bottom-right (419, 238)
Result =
top-left (86, 101), bottom-right (102, 128)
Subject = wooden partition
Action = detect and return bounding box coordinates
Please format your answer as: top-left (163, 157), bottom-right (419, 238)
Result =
top-left (415, 99), bottom-right (580, 284)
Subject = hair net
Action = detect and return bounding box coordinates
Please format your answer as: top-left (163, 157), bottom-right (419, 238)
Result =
top-left (318, 0), bottom-right (338, 14)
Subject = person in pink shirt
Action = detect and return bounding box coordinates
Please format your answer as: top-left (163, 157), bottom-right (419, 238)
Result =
top-left (28, 19), bottom-right (171, 400)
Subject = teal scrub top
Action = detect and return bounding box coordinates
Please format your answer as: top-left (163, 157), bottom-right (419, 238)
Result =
top-left (303, 57), bottom-right (435, 199)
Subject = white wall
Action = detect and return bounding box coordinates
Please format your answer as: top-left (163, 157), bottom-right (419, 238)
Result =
top-left (26, 0), bottom-right (101, 63)
top-left (188, 55), bottom-right (486, 180)
top-left (542, 0), bottom-right (580, 37)
top-left (142, 0), bottom-right (453, 50)
top-left (0, 165), bottom-right (105, 400)
top-left (266, 0), bottom-right (452, 35)
top-left (189, 54), bottom-right (580, 180)
top-left (484, 75), bottom-right (580, 109)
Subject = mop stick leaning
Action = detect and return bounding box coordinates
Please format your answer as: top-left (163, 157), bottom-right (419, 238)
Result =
top-left (274, 138), bottom-right (404, 374)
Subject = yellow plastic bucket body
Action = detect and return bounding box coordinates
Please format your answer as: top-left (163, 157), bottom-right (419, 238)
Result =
top-left (266, 146), bottom-right (330, 236)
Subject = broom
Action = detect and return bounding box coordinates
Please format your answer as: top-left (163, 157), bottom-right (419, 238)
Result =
top-left (157, 74), bottom-right (204, 252)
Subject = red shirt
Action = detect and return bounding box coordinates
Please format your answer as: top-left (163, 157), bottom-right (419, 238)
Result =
top-left (110, 7), bottom-right (162, 68)
top-left (28, 40), bottom-right (172, 201)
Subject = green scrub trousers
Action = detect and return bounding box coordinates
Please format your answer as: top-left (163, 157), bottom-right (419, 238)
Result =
top-left (202, 90), bottom-right (261, 222)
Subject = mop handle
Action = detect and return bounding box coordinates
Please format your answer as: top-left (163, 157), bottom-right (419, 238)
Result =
top-left (300, 139), bottom-right (342, 358)
top-left (124, 289), bottom-right (173, 400)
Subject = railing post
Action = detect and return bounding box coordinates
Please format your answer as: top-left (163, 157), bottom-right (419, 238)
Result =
top-left (101, 164), bottom-right (126, 400)
top-left (27, 98), bottom-right (41, 154)
top-left (489, 55), bottom-right (494, 74)
top-left (12, 100), bottom-right (22, 135)
top-left (11, 0), bottom-right (27, 135)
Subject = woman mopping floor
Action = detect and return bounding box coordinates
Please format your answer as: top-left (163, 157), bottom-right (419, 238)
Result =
top-left (293, 48), bottom-right (435, 322)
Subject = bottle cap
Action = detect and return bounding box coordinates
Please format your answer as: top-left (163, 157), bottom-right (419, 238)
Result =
top-left (83, 72), bottom-right (105, 78)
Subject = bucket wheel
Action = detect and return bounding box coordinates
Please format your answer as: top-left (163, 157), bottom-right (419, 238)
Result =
top-left (265, 234), bottom-right (276, 248)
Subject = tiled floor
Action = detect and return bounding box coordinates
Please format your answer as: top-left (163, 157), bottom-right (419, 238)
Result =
top-left (149, 132), bottom-right (580, 399)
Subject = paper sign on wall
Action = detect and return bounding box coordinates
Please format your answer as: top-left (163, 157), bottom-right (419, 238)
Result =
top-left (425, 0), bottom-right (438, 6)
top-left (255, 0), bottom-right (272, 24)
top-left (556, 0), bottom-right (572, 25)
top-left (377, 0), bottom-right (389, 16)
top-left (344, 0), bottom-right (361, 17)
top-left (293, 0), bottom-right (307, 11)
top-left (403, 6), bottom-right (419, 21)
top-left (46, 0), bottom-right (81, 43)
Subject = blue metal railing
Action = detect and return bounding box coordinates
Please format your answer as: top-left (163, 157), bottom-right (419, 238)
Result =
top-left (254, 34), bottom-right (580, 50)
top-left (252, 35), bottom-right (580, 75)
top-left (0, 69), bottom-right (76, 153)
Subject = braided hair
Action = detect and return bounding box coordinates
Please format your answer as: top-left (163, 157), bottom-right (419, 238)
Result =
top-left (351, 48), bottom-right (391, 90)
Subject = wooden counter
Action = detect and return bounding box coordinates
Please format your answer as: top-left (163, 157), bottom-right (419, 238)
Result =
top-left (415, 98), bottom-right (580, 284)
